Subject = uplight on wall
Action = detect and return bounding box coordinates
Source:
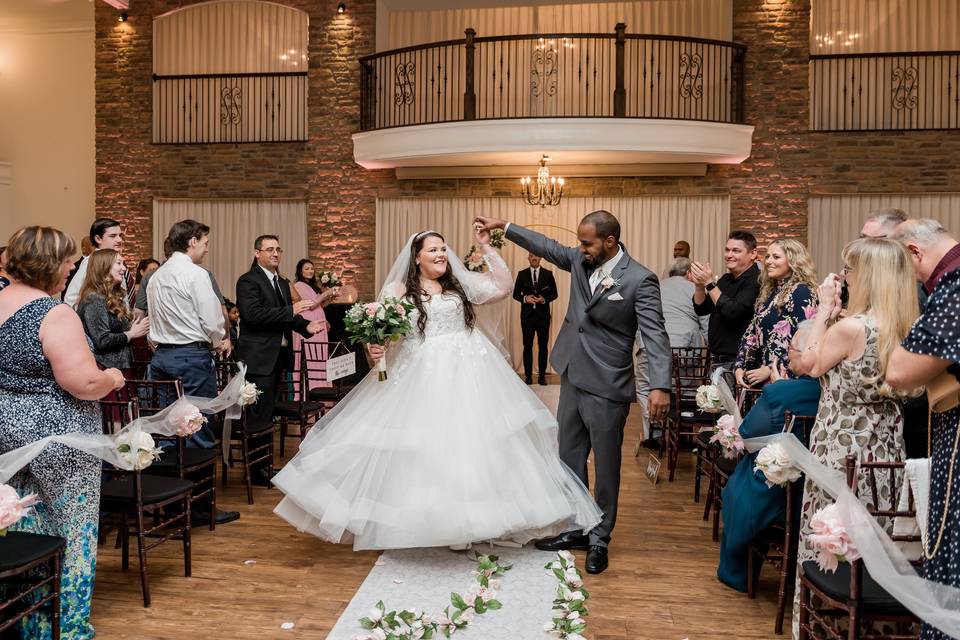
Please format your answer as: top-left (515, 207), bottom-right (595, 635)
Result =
top-left (337, 3), bottom-right (346, 13)
top-left (117, 11), bottom-right (128, 22)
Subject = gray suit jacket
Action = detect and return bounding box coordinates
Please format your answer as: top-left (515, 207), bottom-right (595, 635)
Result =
top-left (506, 224), bottom-right (672, 403)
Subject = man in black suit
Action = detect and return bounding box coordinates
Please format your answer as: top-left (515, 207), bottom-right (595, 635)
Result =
top-left (512, 252), bottom-right (558, 385)
top-left (236, 235), bottom-right (324, 441)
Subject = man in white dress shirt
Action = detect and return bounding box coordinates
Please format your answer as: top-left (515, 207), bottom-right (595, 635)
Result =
top-left (63, 218), bottom-right (125, 308)
top-left (146, 219), bottom-right (229, 449)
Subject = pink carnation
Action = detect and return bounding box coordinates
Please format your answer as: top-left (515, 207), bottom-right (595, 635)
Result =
top-left (0, 484), bottom-right (38, 531)
top-left (710, 414), bottom-right (745, 459)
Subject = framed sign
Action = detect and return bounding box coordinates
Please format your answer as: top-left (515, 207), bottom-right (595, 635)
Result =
top-left (327, 352), bottom-right (357, 382)
top-left (644, 453), bottom-right (662, 486)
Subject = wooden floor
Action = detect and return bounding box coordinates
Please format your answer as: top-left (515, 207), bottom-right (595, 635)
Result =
top-left (90, 407), bottom-right (786, 640)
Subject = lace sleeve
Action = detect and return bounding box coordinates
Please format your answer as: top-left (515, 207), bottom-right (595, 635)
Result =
top-left (460, 249), bottom-right (513, 305)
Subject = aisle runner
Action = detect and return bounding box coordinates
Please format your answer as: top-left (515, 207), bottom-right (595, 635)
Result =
top-left (326, 546), bottom-right (559, 640)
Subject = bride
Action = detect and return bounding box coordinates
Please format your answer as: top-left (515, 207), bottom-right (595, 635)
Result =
top-left (272, 223), bottom-right (601, 550)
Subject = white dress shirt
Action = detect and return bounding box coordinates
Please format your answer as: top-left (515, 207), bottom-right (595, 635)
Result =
top-left (589, 247), bottom-right (624, 294)
top-left (146, 252), bottom-right (225, 345)
top-left (63, 257), bottom-right (89, 309)
top-left (260, 265), bottom-right (288, 346)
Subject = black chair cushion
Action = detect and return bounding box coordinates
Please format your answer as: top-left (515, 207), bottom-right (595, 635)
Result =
top-left (150, 447), bottom-right (218, 471)
top-left (101, 474), bottom-right (194, 508)
top-left (671, 409), bottom-right (715, 424)
top-left (801, 561), bottom-right (911, 614)
top-left (274, 399), bottom-right (325, 418)
top-left (717, 455), bottom-right (739, 475)
top-left (307, 386), bottom-right (351, 402)
top-left (0, 532), bottom-right (65, 571)
top-left (233, 420), bottom-right (275, 437)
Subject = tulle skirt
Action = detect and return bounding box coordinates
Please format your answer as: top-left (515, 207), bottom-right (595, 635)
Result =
top-left (272, 328), bottom-right (602, 550)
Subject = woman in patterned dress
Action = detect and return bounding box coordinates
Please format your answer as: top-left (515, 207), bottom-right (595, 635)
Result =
top-left (0, 227), bottom-right (125, 639)
top-left (791, 238), bottom-right (919, 639)
top-left (735, 238), bottom-right (818, 388)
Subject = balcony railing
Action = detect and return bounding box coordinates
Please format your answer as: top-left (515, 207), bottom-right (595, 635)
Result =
top-left (810, 51), bottom-right (960, 131)
top-left (359, 25), bottom-right (746, 131)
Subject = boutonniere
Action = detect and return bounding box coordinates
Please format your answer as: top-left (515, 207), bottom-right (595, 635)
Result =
top-left (600, 274), bottom-right (620, 291)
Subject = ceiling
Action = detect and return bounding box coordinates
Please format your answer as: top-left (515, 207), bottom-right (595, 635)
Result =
top-left (0, 0), bottom-right (94, 31)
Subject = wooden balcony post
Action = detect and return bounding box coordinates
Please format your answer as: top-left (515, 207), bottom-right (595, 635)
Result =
top-left (614, 23), bottom-right (626, 117)
top-left (464, 28), bottom-right (477, 120)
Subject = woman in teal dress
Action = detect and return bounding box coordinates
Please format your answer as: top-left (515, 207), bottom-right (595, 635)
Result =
top-left (0, 227), bottom-right (124, 639)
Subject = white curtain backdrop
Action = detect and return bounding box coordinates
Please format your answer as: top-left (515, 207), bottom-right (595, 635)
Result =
top-left (383, 0), bottom-right (732, 50)
top-left (811, 0), bottom-right (960, 54)
top-left (152, 198), bottom-right (308, 301)
top-left (376, 196), bottom-right (729, 372)
top-left (808, 193), bottom-right (960, 275)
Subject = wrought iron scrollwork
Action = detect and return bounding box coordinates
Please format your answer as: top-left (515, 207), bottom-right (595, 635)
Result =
top-left (891, 65), bottom-right (918, 110)
top-left (679, 51), bottom-right (703, 100)
top-left (220, 86), bottom-right (242, 125)
top-left (394, 61), bottom-right (415, 106)
top-left (530, 42), bottom-right (558, 98)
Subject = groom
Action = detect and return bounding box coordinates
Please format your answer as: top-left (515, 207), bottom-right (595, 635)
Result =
top-left (476, 211), bottom-right (672, 573)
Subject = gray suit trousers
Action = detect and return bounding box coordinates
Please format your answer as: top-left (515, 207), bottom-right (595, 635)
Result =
top-left (557, 375), bottom-right (631, 548)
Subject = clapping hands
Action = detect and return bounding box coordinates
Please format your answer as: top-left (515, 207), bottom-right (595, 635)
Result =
top-left (688, 261), bottom-right (715, 286)
top-left (817, 273), bottom-right (843, 320)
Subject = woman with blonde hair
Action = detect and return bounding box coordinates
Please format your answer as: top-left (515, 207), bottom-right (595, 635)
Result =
top-left (790, 237), bottom-right (916, 638)
top-left (77, 249), bottom-right (149, 371)
top-left (0, 226), bottom-right (125, 639)
top-left (735, 238), bottom-right (818, 387)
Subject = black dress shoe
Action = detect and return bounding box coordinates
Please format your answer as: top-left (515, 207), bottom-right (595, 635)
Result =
top-left (585, 545), bottom-right (608, 574)
top-left (250, 468), bottom-right (273, 487)
top-left (192, 508), bottom-right (240, 525)
top-left (525, 376), bottom-right (533, 385)
top-left (538, 377), bottom-right (547, 386)
top-left (642, 437), bottom-right (660, 450)
top-left (534, 530), bottom-right (590, 552)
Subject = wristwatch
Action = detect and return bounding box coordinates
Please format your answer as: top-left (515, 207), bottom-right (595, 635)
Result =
top-left (705, 281), bottom-right (717, 292)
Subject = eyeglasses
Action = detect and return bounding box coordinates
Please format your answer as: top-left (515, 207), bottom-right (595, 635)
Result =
top-left (258, 247), bottom-right (283, 254)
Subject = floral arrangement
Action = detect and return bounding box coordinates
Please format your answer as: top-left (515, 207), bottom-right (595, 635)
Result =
top-left (345, 297), bottom-right (416, 381)
top-left (463, 229), bottom-right (505, 273)
top-left (318, 271), bottom-right (343, 288)
top-left (0, 483), bottom-right (37, 535)
top-left (700, 414), bottom-right (744, 459)
top-left (167, 402), bottom-right (207, 437)
top-left (808, 503), bottom-right (861, 573)
top-left (754, 442), bottom-right (802, 488)
top-left (695, 384), bottom-right (725, 413)
top-left (115, 430), bottom-right (164, 470)
top-left (544, 550), bottom-right (590, 640)
top-left (239, 381), bottom-right (261, 406)
top-left (355, 553), bottom-right (511, 640)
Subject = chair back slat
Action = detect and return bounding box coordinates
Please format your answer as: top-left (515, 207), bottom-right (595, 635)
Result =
top-left (120, 378), bottom-right (183, 417)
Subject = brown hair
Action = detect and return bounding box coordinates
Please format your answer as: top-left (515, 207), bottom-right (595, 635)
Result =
top-left (79, 249), bottom-right (131, 321)
top-left (5, 226), bottom-right (76, 293)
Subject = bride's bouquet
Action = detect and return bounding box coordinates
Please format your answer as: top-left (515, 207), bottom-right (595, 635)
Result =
top-left (463, 229), bottom-right (505, 273)
top-left (345, 297), bottom-right (416, 381)
top-left (317, 271), bottom-right (343, 288)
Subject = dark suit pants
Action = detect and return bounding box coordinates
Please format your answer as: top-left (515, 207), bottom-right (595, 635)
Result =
top-left (557, 376), bottom-right (631, 548)
top-left (521, 316), bottom-right (550, 379)
top-left (148, 344), bottom-right (217, 449)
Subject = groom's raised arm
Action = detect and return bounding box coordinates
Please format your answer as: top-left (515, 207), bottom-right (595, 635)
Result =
top-left (504, 224), bottom-right (578, 272)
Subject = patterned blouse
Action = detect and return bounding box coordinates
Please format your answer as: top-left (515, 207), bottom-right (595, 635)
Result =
top-left (734, 282), bottom-right (817, 375)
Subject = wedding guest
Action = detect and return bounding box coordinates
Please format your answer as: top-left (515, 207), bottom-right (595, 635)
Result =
top-left (887, 219), bottom-right (960, 640)
top-left (691, 231), bottom-right (761, 369)
top-left (225, 299), bottom-right (240, 346)
top-left (512, 252), bottom-right (558, 385)
top-left (734, 239), bottom-right (817, 388)
top-left (129, 257), bottom-right (159, 307)
top-left (673, 240), bottom-right (690, 259)
top-left (717, 321), bottom-right (820, 593)
top-left (860, 207), bottom-right (907, 239)
top-left (292, 258), bottom-right (338, 392)
top-left (64, 218), bottom-right (125, 308)
top-left (0, 226), bottom-right (125, 639)
top-left (235, 236), bottom-right (323, 435)
top-left (660, 258), bottom-right (707, 348)
top-left (792, 237), bottom-right (915, 637)
top-left (146, 220), bottom-right (238, 524)
top-left (62, 236), bottom-right (92, 301)
top-left (76, 249), bottom-right (149, 371)
top-left (0, 245), bottom-right (9, 290)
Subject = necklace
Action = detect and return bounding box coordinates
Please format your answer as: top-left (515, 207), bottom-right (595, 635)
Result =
top-left (419, 279), bottom-right (441, 296)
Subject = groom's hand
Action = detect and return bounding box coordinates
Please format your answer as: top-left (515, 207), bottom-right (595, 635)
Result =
top-left (648, 389), bottom-right (669, 423)
top-left (474, 216), bottom-right (507, 231)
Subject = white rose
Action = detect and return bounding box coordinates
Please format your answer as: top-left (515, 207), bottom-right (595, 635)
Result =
top-left (239, 381), bottom-right (261, 406)
top-left (368, 607), bottom-right (383, 623)
top-left (116, 430), bottom-right (161, 470)
top-left (558, 550), bottom-right (575, 563)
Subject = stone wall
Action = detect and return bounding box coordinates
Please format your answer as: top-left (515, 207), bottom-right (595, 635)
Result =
top-left (95, 0), bottom-right (960, 296)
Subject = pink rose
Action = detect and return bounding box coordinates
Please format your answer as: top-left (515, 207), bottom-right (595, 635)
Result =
top-left (168, 402), bottom-right (206, 436)
top-left (393, 303), bottom-right (405, 315)
top-left (365, 303), bottom-right (379, 317)
top-left (808, 504), bottom-right (860, 573)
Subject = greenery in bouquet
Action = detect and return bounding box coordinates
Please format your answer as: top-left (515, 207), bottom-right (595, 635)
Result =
top-left (344, 297), bottom-right (416, 346)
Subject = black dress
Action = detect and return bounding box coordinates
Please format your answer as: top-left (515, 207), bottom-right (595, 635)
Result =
top-left (902, 268), bottom-right (960, 640)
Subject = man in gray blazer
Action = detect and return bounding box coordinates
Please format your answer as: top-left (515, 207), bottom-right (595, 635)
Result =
top-left (476, 211), bottom-right (671, 573)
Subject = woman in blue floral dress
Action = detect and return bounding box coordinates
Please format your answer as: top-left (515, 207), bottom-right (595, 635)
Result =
top-left (735, 238), bottom-right (818, 388)
top-left (0, 227), bottom-right (124, 639)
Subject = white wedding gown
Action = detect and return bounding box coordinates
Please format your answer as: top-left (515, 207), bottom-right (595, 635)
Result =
top-left (272, 253), bottom-right (602, 550)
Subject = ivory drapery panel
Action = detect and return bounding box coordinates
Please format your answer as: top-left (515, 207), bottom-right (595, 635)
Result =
top-left (811, 0), bottom-right (960, 54)
top-left (376, 196), bottom-right (729, 372)
top-left (152, 198), bottom-right (308, 301)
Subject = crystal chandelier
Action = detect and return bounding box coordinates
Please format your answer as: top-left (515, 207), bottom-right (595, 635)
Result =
top-left (521, 155), bottom-right (564, 207)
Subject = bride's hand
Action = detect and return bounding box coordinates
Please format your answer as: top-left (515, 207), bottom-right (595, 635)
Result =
top-left (473, 221), bottom-right (491, 247)
top-left (368, 344), bottom-right (386, 362)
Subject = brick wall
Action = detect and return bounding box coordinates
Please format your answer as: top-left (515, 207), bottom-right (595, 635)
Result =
top-left (95, 0), bottom-right (960, 297)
